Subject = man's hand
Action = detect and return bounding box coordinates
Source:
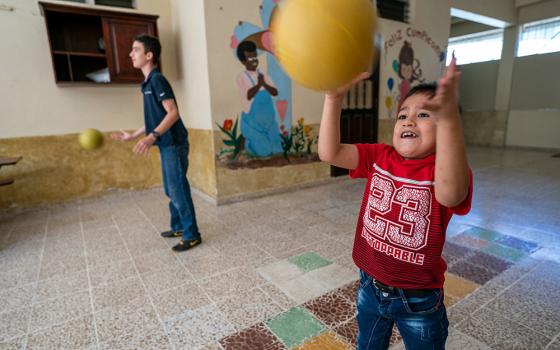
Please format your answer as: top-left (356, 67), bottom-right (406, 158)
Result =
top-left (420, 55), bottom-right (461, 122)
top-left (133, 134), bottom-right (156, 155)
top-left (110, 130), bottom-right (135, 142)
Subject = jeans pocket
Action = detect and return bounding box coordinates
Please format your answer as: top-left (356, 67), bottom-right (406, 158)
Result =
top-left (359, 270), bottom-right (371, 289)
top-left (402, 289), bottom-right (442, 315)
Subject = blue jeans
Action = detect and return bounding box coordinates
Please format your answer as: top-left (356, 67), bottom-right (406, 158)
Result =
top-left (356, 270), bottom-right (448, 350)
top-left (159, 144), bottom-right (200, 241)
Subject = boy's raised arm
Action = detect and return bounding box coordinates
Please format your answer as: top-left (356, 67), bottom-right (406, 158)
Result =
top-left (422, 57), bottom-right (470, 207)
top-left (318, 73), bottom-right (370, 170)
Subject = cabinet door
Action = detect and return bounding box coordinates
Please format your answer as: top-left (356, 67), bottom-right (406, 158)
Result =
top-left (103, 17), bottom-right (157, 83)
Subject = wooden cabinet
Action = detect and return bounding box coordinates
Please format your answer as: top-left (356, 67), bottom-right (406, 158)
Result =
top-left (39, 2), bottom-right (159, 84)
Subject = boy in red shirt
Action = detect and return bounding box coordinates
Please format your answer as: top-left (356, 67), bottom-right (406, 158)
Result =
top-left (318, 57), bottom-right (471, 349)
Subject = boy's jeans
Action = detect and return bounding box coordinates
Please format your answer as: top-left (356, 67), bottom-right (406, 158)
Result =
top-left (356, 270), bottom-right (448, 350)
top-left (159, 144), bottom-right (200, 241)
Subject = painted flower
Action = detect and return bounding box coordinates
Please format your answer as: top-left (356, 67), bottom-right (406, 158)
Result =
top-left (298, 117), bottom-right (305, 126)
top-left (283, 131), bottom-right (289, 137)
top-left (223, 119), bottom-right (233, 132)
top-left (303, 125), bottom-right (311, 135)
top-left (280, 124), bottom-right (285, 131)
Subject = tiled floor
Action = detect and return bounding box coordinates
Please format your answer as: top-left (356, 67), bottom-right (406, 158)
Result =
top-left (1, 146), bottom-right (559, 349)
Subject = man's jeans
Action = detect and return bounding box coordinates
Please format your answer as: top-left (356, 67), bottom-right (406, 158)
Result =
top-left (356, 270), bottom-right (448, 350)
top-left (159, 144), bottom-right (200, 241)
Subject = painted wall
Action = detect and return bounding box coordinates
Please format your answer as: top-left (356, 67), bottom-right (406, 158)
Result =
top-left (510, 52), bottom-right (560, 110)
top-left (518, 0), bottom-right (560, 23)
top-left (451, 0), bottom-right (517, 25)
top-left (506, 51), bottom-right (560, 148)
top-left (451, 16), bottom-right (560, 149)
top-left (0, 0), bottom-right (217, 208)
top-left (204, 0), bottom-right (330, 200)
top-left (0, 0), bottom-right (178, 138)
top-left (458, 61), bottom-right (499, 111)
top-left (450, 21), bottom-right (495, 37)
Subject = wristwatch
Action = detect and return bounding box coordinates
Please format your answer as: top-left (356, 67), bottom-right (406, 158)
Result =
top-left (151, 131), bottom-right (161, 140)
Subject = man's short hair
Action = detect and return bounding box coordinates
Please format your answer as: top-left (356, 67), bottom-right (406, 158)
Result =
top-left (134, 34), bottom-right (161, 66)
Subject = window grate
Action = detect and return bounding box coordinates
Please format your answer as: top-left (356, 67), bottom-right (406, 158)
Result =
top-left (447, 29), bottom-right (504, 65)
top-left (60, 0), bottom-right (135, 9)
top-left (517, 16), bottom-right (560, 57)
top-left (376, 0), bottom-right (410, 23)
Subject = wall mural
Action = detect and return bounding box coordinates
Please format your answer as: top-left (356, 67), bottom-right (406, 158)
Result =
top-left (216, 0), bottom-right (319, 169)
top-left (381, 24), bottom-right (446, 119)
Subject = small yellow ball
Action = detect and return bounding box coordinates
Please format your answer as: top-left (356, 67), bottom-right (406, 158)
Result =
top-left (79, 129), bottom-right (104, 150)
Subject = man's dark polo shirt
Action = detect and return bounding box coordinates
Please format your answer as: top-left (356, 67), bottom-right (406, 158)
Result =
top-left (141, 68), bottom-right (188, 147)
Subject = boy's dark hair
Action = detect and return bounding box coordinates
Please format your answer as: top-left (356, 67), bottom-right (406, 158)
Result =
top-left (134, 34), bottom-right (161, 66)
top-left (236, 41), bottom-right (257, 62)
top-left (403, 83), bottom-right (436, 102)
top-left (401, 83), bottom-right (463, 114)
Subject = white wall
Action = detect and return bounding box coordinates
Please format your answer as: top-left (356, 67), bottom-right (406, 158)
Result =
top-left (518, 0), bottom-right (560, 23)
top-left (171, 0), bottom-right (213, 130)
top-left (451, 0), bottom-right (517, 25)
top-left (0, 0), bottom-right (180, 138)
top-left (507, 110), bottom-right (560, 148)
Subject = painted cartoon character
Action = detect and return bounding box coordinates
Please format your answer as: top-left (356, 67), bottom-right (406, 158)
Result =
top-left (236, 41), bottom-right (283, 156)
top-left (397, 41), bottom-right (424, 110)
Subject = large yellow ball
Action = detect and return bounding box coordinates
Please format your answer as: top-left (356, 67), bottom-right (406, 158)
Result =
top-left (79, 128), bottom-right (104, 150)
top-left (272, 0), bottom-right (377, 91)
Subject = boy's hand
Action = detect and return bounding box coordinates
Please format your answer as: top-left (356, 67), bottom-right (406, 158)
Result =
top-left (133, 134), bottom-right (155, 155)
top-left (326, 72), bottom-right (371, 100)
top-left (420, 55), bottom-right (461, 121)
top-left (110, 130), bottom-right (135, 142)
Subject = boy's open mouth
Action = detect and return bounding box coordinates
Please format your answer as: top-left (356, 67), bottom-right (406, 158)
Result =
top-left (401, 131), bottom-right (418, 139)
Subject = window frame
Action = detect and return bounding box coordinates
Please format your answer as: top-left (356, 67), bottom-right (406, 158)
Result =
top-left (517, 16), bottom-right (560, 57)
top-left (447, 29), bottom-right (504, 65)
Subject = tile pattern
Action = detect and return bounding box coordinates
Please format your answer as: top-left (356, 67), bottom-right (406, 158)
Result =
top-left (219, 323), bottom-right (286, 350)
top-left (288, 252), bottom-right (332, 273)
top-left (265, 307), bottom-right (326, 348)
top-left (0, 146), bottom-right (559, 349)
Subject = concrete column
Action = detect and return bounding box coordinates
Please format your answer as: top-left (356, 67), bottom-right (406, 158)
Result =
top-left (492, 26), bottom-right (518, 146)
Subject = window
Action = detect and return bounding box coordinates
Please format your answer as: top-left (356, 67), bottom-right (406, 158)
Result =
top-left (517, 17), bottom-right (560, 57)
top-left (376, 0), bottom-right (409, 23)
top-left (447, 29), bottom-right (503, 65)
top-left (61, 0), bottom-right (135, 9)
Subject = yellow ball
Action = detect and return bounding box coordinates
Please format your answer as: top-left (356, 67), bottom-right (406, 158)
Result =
top-left (79, 128), bottom-right (104, 150)
top-left (272, 0), bottom-right (377, 91)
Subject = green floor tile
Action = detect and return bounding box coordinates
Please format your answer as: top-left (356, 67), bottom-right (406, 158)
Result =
top-left (482, 242), bottom-right (526, 262)
top-left (288, 252), bottom-right (332, 273)
top-left (464, 226), bottom-right (502, 241)
top-left (265, 307), bottom-right (326, 348)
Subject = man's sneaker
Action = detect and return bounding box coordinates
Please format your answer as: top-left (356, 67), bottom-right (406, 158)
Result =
top-left (172, 238), bottom-right (202, 252)
top-left (161, 230), bottom-right (183, 238)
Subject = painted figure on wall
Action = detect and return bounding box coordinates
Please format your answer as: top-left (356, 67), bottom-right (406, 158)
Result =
top-left (229, 0), bottom-right (292, 157)
top-left (397, 41), bottom-right (424, 109)
top-left (236, 41), bottom-right (283, 156)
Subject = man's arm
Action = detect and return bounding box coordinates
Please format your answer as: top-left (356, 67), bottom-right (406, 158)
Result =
top-left (423, 57), bottom-right (470, 207)
top-left (133, 99), bottom-right (180, 155)
top-left (111, 126), bottom-right (145, 142)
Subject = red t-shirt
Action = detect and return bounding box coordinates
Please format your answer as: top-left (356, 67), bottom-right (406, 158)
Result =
top-left (349, 144), bottom-right (473, 289)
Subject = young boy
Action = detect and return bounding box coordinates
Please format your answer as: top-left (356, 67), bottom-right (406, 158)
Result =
top-left (111, 34), bottom-right (201, 252)
top-left (318, 57), bottom-right (472, 349)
